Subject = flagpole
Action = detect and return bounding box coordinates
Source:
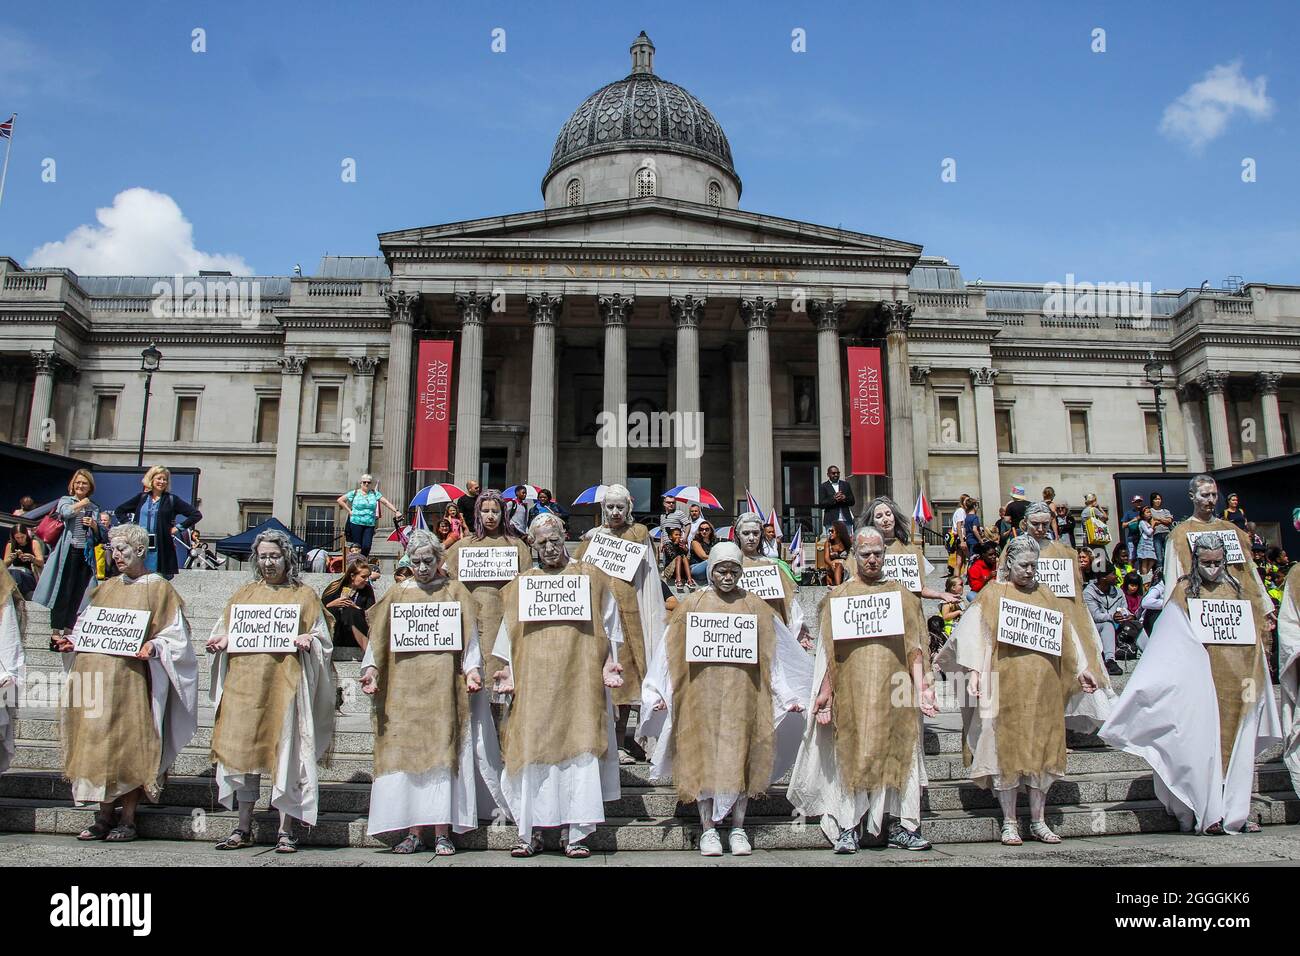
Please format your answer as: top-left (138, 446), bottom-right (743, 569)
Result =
top-left (0, 114), bottom-right (14, 211)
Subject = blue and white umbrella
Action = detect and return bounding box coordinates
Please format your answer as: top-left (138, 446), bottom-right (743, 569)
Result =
top-left (572, 484), bottom-right (609, 506)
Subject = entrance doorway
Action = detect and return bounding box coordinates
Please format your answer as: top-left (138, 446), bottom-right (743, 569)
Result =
top-left (627, 463), bottom-right (667, 521)
top-left (782, 452), bottom-right (820, 538)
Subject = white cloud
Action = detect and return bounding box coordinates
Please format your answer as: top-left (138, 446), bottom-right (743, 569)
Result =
top-left (28, 188), bottom-right (252, 276)
top-left (1159, 61), bottom-right (1274, 150)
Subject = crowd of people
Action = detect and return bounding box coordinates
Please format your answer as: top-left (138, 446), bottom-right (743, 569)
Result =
top-left (1, 466), bottom-right (1298, 858)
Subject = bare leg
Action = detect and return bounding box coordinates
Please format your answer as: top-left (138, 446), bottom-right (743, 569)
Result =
top-left (351, 625), bottom-right (368, 653)
top-left (118, 789), bottom-right (141, 826)
top-left (997, 787), bottom-right (1018, 825)
top-left (731, 795), bottom-right (748, 829)
top-left (238, 799), bottom-right (255, 833)
top-left (697, 798), bottom-right (714, 828)
top-left (1028, 787), bottom-right (1047, 824)
top-left (615, 705), bottom-right (631, 750)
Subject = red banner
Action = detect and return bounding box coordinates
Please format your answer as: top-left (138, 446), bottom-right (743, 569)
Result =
top-left (847, 346), bottom-right (886, 475)
top-left (412, 339), bottom-right (454, 471)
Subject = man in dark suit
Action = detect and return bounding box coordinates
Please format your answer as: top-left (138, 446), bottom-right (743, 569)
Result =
top-left (818, 465), bottom-right (856, 529)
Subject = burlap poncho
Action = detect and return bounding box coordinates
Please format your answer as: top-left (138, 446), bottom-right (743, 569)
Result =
top-left (664, 587), bottom-right (778, 803)
top-left (63, 574), bottom-right (183, 802)
top-left (819, 578), bottom-right (925, 793)
top-left (1038, 537), bottom-right (1109, 690)
top-left (969, 581), bottom-right (1081, 782)
top-left (444, 533), bottom-right (532, 666)
top-left (1167, 576), bottom-right (1270, 774)
top-left (362, 578), bottom-right (478, 777)
top-left (499, 565), bottom-right (615, 774)
top-left (574, 523), bottom-right (650, 706)
top-left (209, 581), bottom-right (325, 777)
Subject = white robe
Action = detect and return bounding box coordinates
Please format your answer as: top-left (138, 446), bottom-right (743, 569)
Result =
top-left (787, 633), bottom-right (927, 840)
top-left (360, 621), bottom-right (508, 834)
top-left (1281, 577), bottom-right (1300, 798)
top-left (1100, 602), bottom-right (1282, 833)
top-left (208, 605), bottom-right (335, 825)
top-left (638, 594), bottom-right (813, 823)
top-left (0, 597), bottom-right (24, 775)
top-left (68, 574), bottom-right (199, 804)
top-left (495, 579), bottom-right (625, 840)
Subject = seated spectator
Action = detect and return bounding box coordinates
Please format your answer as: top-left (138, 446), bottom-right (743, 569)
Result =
top-left (927, 614), bottom-right (948, 667)
top-left (4, 524), bottom-right (44, 598)
top-left (966, 541), bottom-right (998, 595)
top-left (1082, 570), bottom-right (1127, 676)
top-left (660, 526), bottom-right (692, 590)
top-left (689, 521), bottom-right (716, 585)
top-left (1076, 546), bottom-right (1096, 584)
top-left (822, 520), bottom-right (851, 586)
top-left (436, 518), bottom-right (460, 548)
top-left (321, 559), bottom-right (376, 652)
top-left (393, 564), bottom-right (414, 584)
top-left (11, 495), bottom-right (36, 517)
top-left (1109, 542), bottom-right (1135, 582)
top-left (182, 529), bottom-right (226, 570)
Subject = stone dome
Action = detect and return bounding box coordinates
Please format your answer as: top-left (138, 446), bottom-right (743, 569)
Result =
top-left (542, 33), bottom-right (740, 195)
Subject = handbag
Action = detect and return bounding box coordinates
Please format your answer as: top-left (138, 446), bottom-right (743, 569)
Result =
top-left (34, 512), bottom-right (64, 546)
top-left (1084, 514), bottom-right (1111, 546)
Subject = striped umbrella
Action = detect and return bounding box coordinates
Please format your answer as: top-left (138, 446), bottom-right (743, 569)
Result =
top-left (665, 485), bottom-right (723, 510)
top-left (572, 484), bottom-right (609, 506)
top-left (409, 483), bottom-right (465, 509)
top-left (503, 484), bottom-right (542, 502)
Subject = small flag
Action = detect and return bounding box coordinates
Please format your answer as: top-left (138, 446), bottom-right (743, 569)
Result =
top-left (0, 116), bottom-right (13, 140)
top-left (912, 488), bottom-right (934, 525)
top-left (767, 508), bottom-right (782, 540)
top-left (789, 525), bottom-right (805, 574)
top-left (744, 489), bottom-right (765, 522)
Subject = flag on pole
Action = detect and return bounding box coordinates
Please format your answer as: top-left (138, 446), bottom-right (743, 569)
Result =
top-left (0, 113), bottom-right (13, 211)
top-left (387, 504), bottom-right (431, 545)
top-left (789, 525), bottom-right (805, 574)
top-left (912, 488), bottom-right (934, 525)
top-left (766, 508), bottom-right (782, 540)
top-left (0, 116), bottom-right (14, 139)
top-left (744, 489), bottom-right (765, 521)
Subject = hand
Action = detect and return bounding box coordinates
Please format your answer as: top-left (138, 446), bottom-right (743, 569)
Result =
top-left (54, 636), bottom-right (75, 653)
top-left (787, 701), bottom-right (804, 713)
top-left (1079, 671), bottom-right (1098, 694)
top-left (466, 668), bottom-right (483, 693)
top-left (920, 683), bottom-right (938, 717)
top-left (360, 668), bottom-right (378, 696)
top-left (326, 597), bottom-right (359, 610)
top-left (206, 634), bottom-right (228, 653)
top-left (135, 640), bottom-right (154, 660)
top-left (170, 526), bottom-right (179, 537)
top-left (0, 676), bottom-right (12, 689)
top-left (798, 627), bottom-right (813, 651)
top-left (652, 695), bottom-right (667, 712)
top-left (967, 670), bottom-right (981, 699)
top-left (81, 517), bottom-right (95, 528)
top-left (1112, 611), bottom-right (1129, 622)
top-left (602, 659), bottom-right (624, 688)
top-left (813, 689), bottom-right (832, 725)
top-left (293, 633), bottom-right (313, 651)
top-left (493, 668), bottom-right (514, 695)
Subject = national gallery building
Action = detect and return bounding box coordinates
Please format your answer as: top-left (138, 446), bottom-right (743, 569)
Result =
top-left (3, 33), bottom-right (1299, 545)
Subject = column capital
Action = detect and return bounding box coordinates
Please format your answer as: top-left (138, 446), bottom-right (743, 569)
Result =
top-left (30, 350), bottom-right (56, 374)
top-left (1196, 370), bottom-right (1229, 394)
top-left (882, 299), bottom-right (915, 335)
top-left (1256, 371), bottom-right (1282, 395)
top-left (527, 292), bottom-right (563, 326)
top-left (1175, 382), bottom-right (1202, 404)
top-left (669, 294), bottom-right (706, 328)
top-left (453, 291), bottom-right (491, 327)
top-left (739, 295), bottom-right (776, 330)
top-left (808, 298), bottom-right (844, 332)
top-left (909, 364), bottom-right (932, 386)
top-left (968, 366), bottom-right (999, 387)
top-left (597, 293), bottom-right (634, 326)
top-left (348, 355), bottom-right (381, 376)
top-left (384, 289), bottom-right (422, 326)
top-left (276, 354), bottom-right (307, 376)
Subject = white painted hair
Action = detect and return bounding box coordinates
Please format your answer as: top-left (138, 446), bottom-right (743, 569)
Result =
top-left (854, 525), bottom-right (886, 548)
top-left (404, 528), bottom-right (445, 562)
top-left (603, 483), bottom-right (633, 509)
top-left (109, 522), bottom-right (149, 553)
top-left (1024, 501), bottom-right (1053, 520)
top-left (733, 511), bottom-right (764, 534)
top-left (707, 541), bottom-right (744, 574)
top-left (1004, 534), bottom-right (1042, 563)
top-left (528, 512), bottom-right (566, 540)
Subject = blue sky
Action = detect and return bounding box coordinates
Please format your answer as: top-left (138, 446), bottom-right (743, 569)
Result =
top-left (1, 1), bottom-right (1296, 289)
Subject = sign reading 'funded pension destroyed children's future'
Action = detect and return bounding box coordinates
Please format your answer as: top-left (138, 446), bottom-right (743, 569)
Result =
top-left (456, 547), bottom-right (520, 582)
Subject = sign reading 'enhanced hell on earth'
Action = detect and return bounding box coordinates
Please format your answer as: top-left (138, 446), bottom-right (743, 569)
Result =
top-left (226, 604), bottom-right (300, 653)
top-left (518, 575), bottom-right (592, 622)
top-left (739, 564), bottom-right (784, 600)
top-left (996, 598), bottom-right (1064, 657)
top-left (390, 602), bottom-right (463, 652)
top-left (71, 607), bottom-right (152, 656)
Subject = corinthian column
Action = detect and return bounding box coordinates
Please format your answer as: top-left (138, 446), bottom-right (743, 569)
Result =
top-left (808, 299), bottom-right (845, 479)
top-left (381, 290), bottom-right (420, 507)
top-left (1198, 370), bottom-right (1232, 468)
top-left (670, 295), bottom-right (705, 488)
top-left (451, 292), bottom-right (490, 489)
top-left (527, 293), bottom-right (562, 490)
top-left (26, 350), bottom-right (56, 449)
top-left (1256, 372), bottom-right (1285, 459)
top-left (598, 294), bottom-right (633, 486)
top-left (882, 300), bottom-right (916, 511)
top-left (741, 296), bottom-right (776, 509)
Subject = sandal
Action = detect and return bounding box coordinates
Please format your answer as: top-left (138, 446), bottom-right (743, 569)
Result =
top-left (510, 835), bottom-right (543, 858)
top-left (1205, 821), bottom-right (1227, 836)
top-left (617, 748), bottom-right (636, 765)
top-left (215, 828), bottom-right (252, 850)
top-left (1240, 820), bottom-right (1262, 833)
top-left (1000, 820), bottom-right (1022, 846)
top-left (564, 839), bottom-right (592, 859)
top-left (1029, 821), bottom-right (1061, 844)
top-left (77, 815), bottom-right (115, 841)
top-left (105, 823), bottom-right (137, 843)
top-left (391, 834), bottom-right (424, 854)
top-left (274, 831), bottom-right (298, 853)
top-left (433, 835), bottom-right (455, 856)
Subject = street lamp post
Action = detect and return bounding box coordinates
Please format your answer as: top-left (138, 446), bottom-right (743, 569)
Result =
top-left (137, 342), bottom-right (162, 467)
top-left (1143, 353), bottom-right (1167, 473)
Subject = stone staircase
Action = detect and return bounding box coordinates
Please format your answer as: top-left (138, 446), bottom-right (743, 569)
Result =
top-left (2, 570), bottom-right (1296, 851)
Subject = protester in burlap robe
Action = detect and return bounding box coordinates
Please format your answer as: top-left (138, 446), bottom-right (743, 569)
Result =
top-left (443, 488), bottom-right (533, 675)
top-left (1165, 475), bottom-right (1275, 627)
top-left (493, 513), bottom-right (626, 859)
top-left (997, 501), bottom-right (1115, 732)
top-left (57, 523), bottom-right (198, 843)
top-left (0, 563), bottom-right (26, 775)
top-left (1280, 562), bottom-right (1300, 799)
top-left (733, 512), bottom-right (810, 645)
top-left (640, 542), bottom-right (812, 857)
top-left (789, 526), bottom-right (938, 853)
top-left (574, 484), bottom-right (666, 763)
top-left (1103, 532), bottom-right (1280, 834)
top-left (936, 535), bottom-right (1098, 846)
top-left (205, 528), bottom-right (334, 853)
top-left (360, 529), bottom-right (507, 855)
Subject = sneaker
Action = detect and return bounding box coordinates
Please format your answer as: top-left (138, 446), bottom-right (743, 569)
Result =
top-left (728, 829), bottom-right (752, 856)
top-left (1105, 658), bottom-right (1123, 677)
top-left (832, 829), bottom-right (859, 854)
top-left (699, 828), bottom-right (723, 856)
top-left (887, 823), bottom-right (932, 851)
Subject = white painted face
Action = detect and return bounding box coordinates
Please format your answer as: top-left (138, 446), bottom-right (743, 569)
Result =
top-left (710, 560), bottom-right (741, 594)
top-left (736, 522), bottom-right (762, 556)
top-left (871, 503), bottom-right (895, 537)
top-left (479, 499), bottom-right (501, 532)
top-left (1191, 480), bottom-right (1218, 520)
top-left (255, 541), bottom-right (288, 585)
top-left (1196, 546), bottom-right (1226, 583)
top-left (1008, 552), bottom-right (1037, 588)
top-left (409, 545), bottom-right (441, 584)
top-left (111, 537), bottom-right (145, 575)
top-left (604, 497), bottom-right (630, 529)
top-left (1025, 512), bottom-right (1053, 540)
top-left (855, 535), bottom-right (885, 581)
top-left (535, 525), bottom-right (567, 570)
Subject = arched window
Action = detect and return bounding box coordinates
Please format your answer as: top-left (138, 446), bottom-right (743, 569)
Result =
top-left (566, 178), bottom-right (583, 206)
top-left (635, 165), bottom-right (656, 198)
top-left (707, 180), bottom-right (722, 207)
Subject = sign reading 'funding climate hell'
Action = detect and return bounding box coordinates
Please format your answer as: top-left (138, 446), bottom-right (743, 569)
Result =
top-left (846, 346), bottom-right (885, 476)
top-left (412, 339), bottom-right (454, 471)
top-left (1187, 598), bottom-right (1256, 646)
top-left (830, 592), bottom-right (905, 640)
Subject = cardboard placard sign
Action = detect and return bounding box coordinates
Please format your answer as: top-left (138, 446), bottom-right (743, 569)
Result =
top-left (685, 612), bottom-right (758, 663)
top-left (1186, 531), bottom-right (1246, 565)
top-left (71, 607), bottom-right (152, 657)
top-left (390, 602), bottom-right (463, 652)
top-left (227, 604), bottom-right (300, 653)
top-left (456, 547), bottom-right (520, 582)
top-left (881, 552), bottom-right (922, 592)
top-left (996, 598), bottom-right (1064, 657)
top-left (739, 564), bottom-right (784, 600)
top-left (581, 532), bottom-right (643, 582)
top-left (830, 592), bottom-right (905, 640)
top-left (1187, 598), bottom-right (1256, 646)
top-left (1036, 558), bottom-right (1076, 598)
top-left (518, 575), bottom-right (592, 622)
